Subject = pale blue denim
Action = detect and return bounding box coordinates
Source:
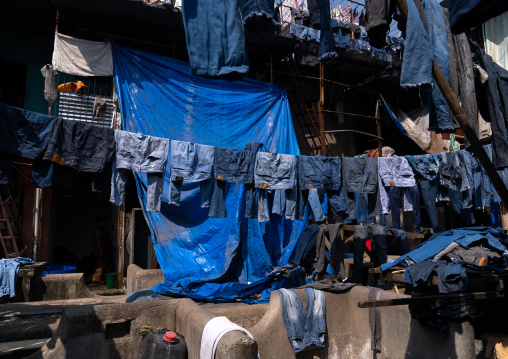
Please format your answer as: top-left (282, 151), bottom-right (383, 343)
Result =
top-left (405, 154), bottom-right (439, 181)
top-left (169, 141), bottom-right (214, 207)
top-left (238, 0), bottom-right (277, 26)
top-left (422, 0), bottom-right (452, 132)
top-left (378, 156), bottom-right (416, 187)
top-left (277, 288), bottom-right (326, 353)
top-left (0, 257), bottom-right (34, 298)
top-left (285, 180), bottom-right (307, 221)
top-left (111, 130), bottom-right (169, 212)
top-left (400, 0), bottom-right (453, 132)
top-left (290, 23), bottom-right (320, 42)
top-left (272, 189), bottom-right (286, 216)
top-left (308, 188), bottom-right (325, 222)
top-left (437, 151), bottom-right (469, 192)
top-left (342, 158), bottom-right (378, 194)
top-left (257, 188), bottom-right (270, 222)
top-left (182, 0), bottom-right (249, 76)
top-left (255, 152), bottom-right (296, 190)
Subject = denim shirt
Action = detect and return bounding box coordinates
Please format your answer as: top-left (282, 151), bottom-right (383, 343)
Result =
top-left (342, 157), bottom-right (378, 193)
top-left (378, 156), bottom-right (416, 187)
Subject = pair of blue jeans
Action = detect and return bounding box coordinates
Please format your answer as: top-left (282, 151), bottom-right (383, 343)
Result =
top-left (182, 0), bottom-right (249, 76)
top-left (390, 185), bottom-right (421, 233)
top-left (0, 257), bottom-right (34, 298)
top-left (316, 0), bottom-right (338, 62)
top-left (400, 0), bottom-right (452, 132)
top-left (110, 130), bottom-right (169, 212)
top-left (405, 154), bottom-right (439, 181)
top-left (277, 288), bottom-right (326, 353)
top-left (369, 224), bottom-right (388, 267)
top-left (419, 179), bottom-right (439, 232)
top-left (169, 141), bottom-right (214, 207)
top-left (389, 228), bottom-right (411, 255)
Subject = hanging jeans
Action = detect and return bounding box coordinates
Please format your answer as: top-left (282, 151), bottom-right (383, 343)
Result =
top-left (390, 185), bottom-right (421, 233)
top-left (209, 147), bottom-right (235, 218)
top-left (419, 179), bottom-right (439, 232)
top-left (389, 228), bottom-right (411, 255)
top-left (289, 224), bottom-right (321, 265)
top-left (169, 141), bottom-right (214, 207)
top-left (343, 157), bottom-right (379, 221)
top-left (316, 0), bottom-right (338, 61)
top-left (352, 225), bottom-right (369, 284)
top-left (182, 0), bottom-right (249, 76)
top-left (400, 0), bottom-right (452, 132)
top-left (0, 104), bottom-right (56, 186)
top-left (368, 224), bottom-right (387, 267)
top-left (406, 154), bottom-right (439, 181)
top-left (277, 288), bottom-right (327, 353)
top-left (110, 130), bottom-right (169, 212)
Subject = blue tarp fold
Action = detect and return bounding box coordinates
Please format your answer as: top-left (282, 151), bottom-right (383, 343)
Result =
top-left (112, 45), bottom-right (306, 302)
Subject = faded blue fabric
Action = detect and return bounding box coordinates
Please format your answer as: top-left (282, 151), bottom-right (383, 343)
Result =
top-left (0, 257), bottom-right (34, 298)
top-left (342, 158), bottom-right (377, 194)
top-left (238, 0), bottom-right (278, 26)
top-left (277, 288), bottom-right (326, 353)
top-left (449, 0), bottom-right (508, 34)
top-left (435, 261), bottom-right (469, 293)
top-left (422, 0), bottom-right (452, 132)
top-left (113, 45), bottom-right (304, 303)
top-left (400, 0), bottom-right (433, 89)
top-left (255, 152), bottom-right (296, 190)
top-left (382, 227), bottom-right (508, 271)
top-left (290, 23), bottom-right (320, 42)
top-left (406, 154), bottom-right (439, 181)
top-left (182, 0), bottom-right (249, 76)
top-left (405, 259), bottom-right (447, 286)
top-left (308, 188), bottom-right (325, 222)
top-left (111, 130), bottom-right (169, 212)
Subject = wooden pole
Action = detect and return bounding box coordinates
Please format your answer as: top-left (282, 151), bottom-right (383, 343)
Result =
top-left (117, 199), bottom-right (125, 289)
top-left (394, 0), bottom-right (508, 205)
top-left (319, 62), bottom-right (326, 156)
top-left (375, 96), bottom-right (382, 157)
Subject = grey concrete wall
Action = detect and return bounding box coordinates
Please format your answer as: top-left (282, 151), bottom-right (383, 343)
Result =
top-left (249, 286), bottom-right (476, 359)
top-left (126, 264), bottom-right (164, 295)
top-left (30, 273), bottom-right (95, 301)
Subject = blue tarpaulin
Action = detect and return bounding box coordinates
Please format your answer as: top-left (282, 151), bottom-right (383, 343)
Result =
top-left (112, 45), bottom-right (306, 302)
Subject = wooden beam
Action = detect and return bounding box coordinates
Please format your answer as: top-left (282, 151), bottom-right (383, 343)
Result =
top-left (319, 62), bottom-right (326, 156)
top-left (394, 0), bottom-right (508, 205)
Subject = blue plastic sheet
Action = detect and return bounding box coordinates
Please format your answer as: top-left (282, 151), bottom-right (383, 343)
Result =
top-left (112, 45), bottom-right (306, 302)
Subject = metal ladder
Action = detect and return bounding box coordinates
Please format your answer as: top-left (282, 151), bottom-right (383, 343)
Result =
top-left (0, 185), bottom-right (26, 258)
top-left (286, 59), bottom-right (329, 156)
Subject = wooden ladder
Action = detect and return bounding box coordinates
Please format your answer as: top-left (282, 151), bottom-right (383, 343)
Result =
top-left (0, 185), bottom-right (26, 258)
top-left (287, 59), bottom-right (329, 156)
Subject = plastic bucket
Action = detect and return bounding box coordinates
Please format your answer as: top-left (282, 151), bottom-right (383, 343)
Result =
top-left (106, 272), bottom-right (117, 289)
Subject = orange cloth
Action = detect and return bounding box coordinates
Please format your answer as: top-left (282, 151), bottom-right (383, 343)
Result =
top-left (58, 81), bottom-right (87, 93)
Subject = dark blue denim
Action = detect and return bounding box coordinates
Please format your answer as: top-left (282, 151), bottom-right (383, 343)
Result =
top-left (316, 0), bottom-right (338, 62)
top-left (0, 103), bottom-right (56, 160)
top-left (232, 150), bottom-right (256, 184)
top-left (209, 179), bottom-right (228, 218)
top-left (368, 224), bottom-right (387, 267)
top-left (32, 160), bottom-right (74, 188)
top-left (449, 0), bottom-right (508, 34)
top-left (342, 158), bottom-right (377, 194)
top-left (244, 184), bottom-right (258, 219)
top-left (43, 118), bottom-right (115, 173)
top-left (447, 187), bottom-right (476, 225)
top-left (365, 0), bottom-right (396, 48)
top-left (389, 228), bottom-right (411, 255)
top-left (327, 188), bottom-right (348, 216)
top-left (405, 259), bottom-right (447, 287)
top-left (345, 191), bottom-right (380, 223)
top-left (0, 104), bottom-right (56, 185)
top-left (351, 225), bottom-right (369, 284)
top-left (285, 180), bottom-right (307, 221)
top-left (182, 0), bottom-right (249, 76)
top-left (290, 224), bottom-right (320, 265)
top-left (298, 155), bottom-right (341, 190)
top-left (472, 152), bottom-right (491, 208)
top-left (435, 261), bottom-right (468, 294)
top-left (390, 185), bottom-right (420, 233)
top-left (405, 154), bottom-right (439, 181)
top-left (437, 151), bottom-right (469, 192)
top-left (461, 150), bottom-right (475, 210)
top-left (209, 147), bottom-right (235, 218)
top-left (419, 179), bottom-right (439, 232)
top-left (277, 288), bottom-right (326, 353)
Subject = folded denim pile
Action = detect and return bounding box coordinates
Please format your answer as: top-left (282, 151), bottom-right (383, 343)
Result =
top-left (0, 102), bottom-right (503, 226)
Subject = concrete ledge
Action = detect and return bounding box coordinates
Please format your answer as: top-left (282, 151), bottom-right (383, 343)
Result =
top-left (30, 273), bottom-right (95, 301)
top-left (249, 286), bottom-right (476, 359)
top-left (126, 264), bottom-right (164, 295)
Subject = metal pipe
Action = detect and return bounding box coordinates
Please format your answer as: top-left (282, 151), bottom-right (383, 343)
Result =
top-left (394, 0), bottom-right (508, 205)
top-left (33, 189), bottom-right (41, 261)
